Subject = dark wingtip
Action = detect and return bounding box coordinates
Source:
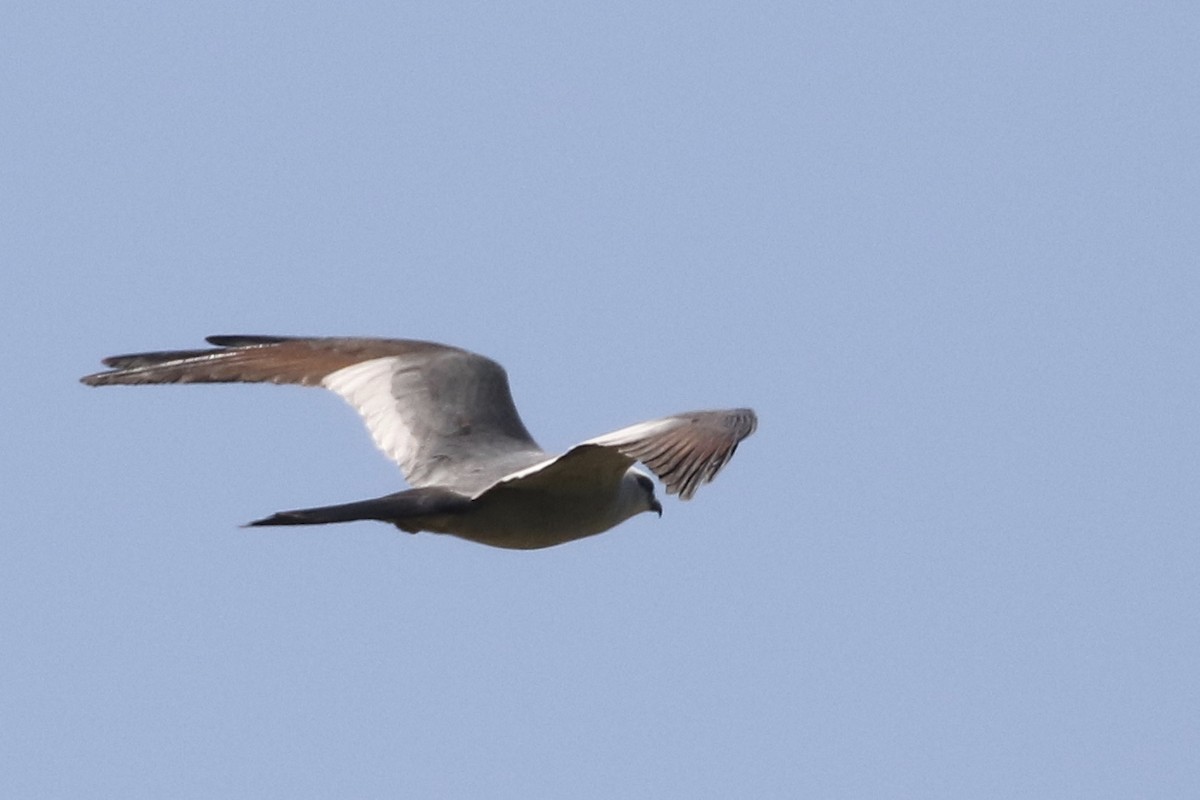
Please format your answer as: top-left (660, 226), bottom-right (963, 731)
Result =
top-left (76, 352), bottom-right (141, 385)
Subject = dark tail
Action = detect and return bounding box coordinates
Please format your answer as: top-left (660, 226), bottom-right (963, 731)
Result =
top-left (245, 487), bottom-right (472, 532)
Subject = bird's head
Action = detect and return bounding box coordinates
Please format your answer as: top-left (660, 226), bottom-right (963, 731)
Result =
top-left (628, 468), bottom-right (663, 518)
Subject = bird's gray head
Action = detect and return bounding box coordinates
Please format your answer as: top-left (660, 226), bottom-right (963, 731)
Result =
top-left (625, 468), bottom-right (663, 518)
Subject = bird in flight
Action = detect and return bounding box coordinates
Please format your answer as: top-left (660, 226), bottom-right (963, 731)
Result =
top-left (82, 335), bottom-right (757, 549)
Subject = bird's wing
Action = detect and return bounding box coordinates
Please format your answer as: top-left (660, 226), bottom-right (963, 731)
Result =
top-left (81, 335), bottom-right (544, 491)
top-left (491, 408), bottom-right (758, 501)
top-left (475, 443), bottom-right (637, 500)
top-left (580, 408), bottom-right (757, 499)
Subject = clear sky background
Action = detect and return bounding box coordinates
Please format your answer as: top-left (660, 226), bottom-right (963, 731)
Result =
top-left (4, 2), bottom-right (1198, 798)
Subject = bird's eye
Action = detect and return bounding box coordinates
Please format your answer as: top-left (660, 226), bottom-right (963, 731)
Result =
top-left (636, 475), bottom-right (655, 493)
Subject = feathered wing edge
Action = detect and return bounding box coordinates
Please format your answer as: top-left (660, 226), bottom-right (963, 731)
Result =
top-left (79, 335), bottom-right (466, 387)
top-left (581, 408), bottom-right (758, 500)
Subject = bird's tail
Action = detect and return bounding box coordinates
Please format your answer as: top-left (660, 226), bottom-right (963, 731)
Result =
top-left (245, 487), bottom-right (471, 532)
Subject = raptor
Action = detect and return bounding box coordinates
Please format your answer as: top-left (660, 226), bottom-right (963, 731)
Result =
top-left (82, 335), bottom-right (757, 549)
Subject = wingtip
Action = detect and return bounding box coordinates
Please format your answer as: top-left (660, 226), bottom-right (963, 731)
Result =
top-left (733, 407), bottom-right (758, 436)
top-left (79, 356), bottom-right (126, 385)
top-left (80, 371), bottom-right (117, 387)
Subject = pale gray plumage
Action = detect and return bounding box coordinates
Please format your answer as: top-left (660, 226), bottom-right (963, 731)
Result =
top-left (82, 335), bottom-right (757, 549)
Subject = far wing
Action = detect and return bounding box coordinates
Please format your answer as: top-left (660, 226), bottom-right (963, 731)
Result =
top-left (581, 408), bottom-right (758, 500)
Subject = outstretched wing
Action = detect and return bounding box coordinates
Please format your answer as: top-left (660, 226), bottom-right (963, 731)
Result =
top-left (492, 408), bottom-right (758, 501)
top-left (80, 335), bottom-right (544, 492)
top-left (581, 408), bottom-right (758, 499)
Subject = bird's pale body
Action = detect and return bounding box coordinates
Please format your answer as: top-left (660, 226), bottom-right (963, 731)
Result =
top-left (416, 468), bottom-right (658, 549)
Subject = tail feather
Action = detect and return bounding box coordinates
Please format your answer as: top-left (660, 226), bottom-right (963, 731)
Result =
top-left (245, 487), bottom-right (472, 532)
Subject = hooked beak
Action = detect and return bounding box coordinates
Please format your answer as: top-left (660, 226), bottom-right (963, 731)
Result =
top-left (650, 499), bottom-right (663, 517)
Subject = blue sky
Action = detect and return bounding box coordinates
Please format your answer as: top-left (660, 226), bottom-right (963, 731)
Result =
top-left (4, 2), bottom-right (1198, 797)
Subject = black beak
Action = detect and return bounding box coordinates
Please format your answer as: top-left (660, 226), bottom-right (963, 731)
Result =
top-left (650, 499), bottom-right (663, 517)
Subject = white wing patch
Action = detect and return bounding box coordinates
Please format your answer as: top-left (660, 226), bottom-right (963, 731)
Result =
top-left (322, 357), bottom-right (420, 478)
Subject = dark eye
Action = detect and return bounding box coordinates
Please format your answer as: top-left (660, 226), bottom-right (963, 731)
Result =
top-left (635, 475), bottom-right (655, 494)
